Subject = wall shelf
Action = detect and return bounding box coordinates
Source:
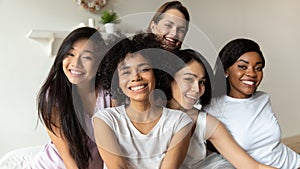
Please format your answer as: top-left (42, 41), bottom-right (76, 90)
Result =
top-left (27, 29), bottom-right (69, 57)
top-left (27, 29), bottom-right (136, 57)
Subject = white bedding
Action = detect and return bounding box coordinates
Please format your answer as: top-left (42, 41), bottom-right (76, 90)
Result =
top-left (0, 146), bottom-right (42, 169)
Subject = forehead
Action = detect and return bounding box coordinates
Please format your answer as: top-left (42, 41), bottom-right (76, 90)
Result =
top-left (160, 9), bottom-right (187, 25)
top-left (237, 52), bottom-right (263, 63)
top-left (119, 52), bottom-right (150, 67)
top-left (72, 38), bottom-right (95, 50)
top-left (177, 60), bottom-right (205, 76)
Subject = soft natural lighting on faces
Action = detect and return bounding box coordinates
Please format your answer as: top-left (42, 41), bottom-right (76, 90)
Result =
top-left (227, 51), bottom-right (264, 98)
top-left (171, 60), bottom-right (206, 110)
top-left (62, 38), bottom-right (98, 87)
top-left (117, 53), bottom-right (155, 103)
top-left (151, 9), bottom-right (187, 51)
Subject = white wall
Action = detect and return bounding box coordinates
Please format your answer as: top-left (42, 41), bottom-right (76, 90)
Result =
top-left (0, 0), bottom-right (299, 157)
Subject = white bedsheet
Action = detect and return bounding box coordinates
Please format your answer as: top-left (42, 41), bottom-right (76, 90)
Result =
top-left (0, 146), bottom-right (42, 169)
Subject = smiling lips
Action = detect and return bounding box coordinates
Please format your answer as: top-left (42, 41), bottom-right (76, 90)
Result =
top-left (185, 93), bottom-right (197, 104)
top-left (242, 80), bottom-right (256, 86)
top-left (129, 84), bottom-right (148, 92)
top-left (70, 69), bottom-right (84, 76)
top-left (164, 36), bottom-right (178, 46)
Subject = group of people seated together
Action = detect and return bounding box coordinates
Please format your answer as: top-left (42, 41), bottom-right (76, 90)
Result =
top-left (28, 1), bottom-right (300, 169)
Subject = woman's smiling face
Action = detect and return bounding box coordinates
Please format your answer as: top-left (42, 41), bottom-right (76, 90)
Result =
top-left (118, 52), bottom-right (155, 103)
top-left (150, 9), bottom-right (187, 51)
top-left (171, 60), bottom-right (206, 110)
top-left (226, 51), bottom-right (264, 98)
top-left (62, 38), bottom-right (98, 86)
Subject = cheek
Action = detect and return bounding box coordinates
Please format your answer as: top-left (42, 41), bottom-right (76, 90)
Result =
top-left (256, 72), bottom-right (263, 85)
top-left (150, 74), bottom-right (156, 87)
top-left (62, 59), bottom-right (68, 73)
top-left (199, 86), bottom-right (206, 97)
top-left (171, 81), bottom-right (183, 99)
top-left (117, 74), bottom-right (126, 88)
top-left (62, 58), bottom-right (68, 67)
top-left (155, 24), bottom-right (168, 35)
top-left (177, 33), bottom-right (185, 41)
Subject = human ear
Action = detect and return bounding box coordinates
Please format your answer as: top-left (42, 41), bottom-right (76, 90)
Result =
top-left (225, 71), bottom-right (229, 78)
top-left (150, 21), bottom-right (157, 33)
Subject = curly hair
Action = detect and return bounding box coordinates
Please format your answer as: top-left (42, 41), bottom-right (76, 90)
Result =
top-left (98, 33), bottom-right (170, 105)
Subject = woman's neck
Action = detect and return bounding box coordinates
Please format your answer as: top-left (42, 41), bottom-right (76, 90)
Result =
top-left (167, 98), bottom-right (185, 111)
top-left (75, 84), bottom-right (97, 117)
top-left (167, 98), bottom-right (198, 122)
top-left (126, 101), bottom-right (161, 123)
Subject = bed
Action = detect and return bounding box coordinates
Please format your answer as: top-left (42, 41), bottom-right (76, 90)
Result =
top-left (0, 146), bottom-right (42, 169)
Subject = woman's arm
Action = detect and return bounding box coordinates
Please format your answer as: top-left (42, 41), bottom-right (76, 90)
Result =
top-left (47, 125), bottom-right (78, 169)
top-left (93, 117), bottom-right (128, 169)
top-left (207, 114), bottom-right (277, 169)
top-left (160, 124), bottom-right (191, 169)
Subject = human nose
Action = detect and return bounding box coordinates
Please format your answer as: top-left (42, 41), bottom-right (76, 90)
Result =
top-left (131, 71), bottom-right (142, 81)
top-left (70, 55), bottom-right (82, 68)
top-left (191, 82), bottom-right (200, 93)
top-left (168, 26), bottom-right (178, 37)
top-left (246, 67), bottom-right (257, 77)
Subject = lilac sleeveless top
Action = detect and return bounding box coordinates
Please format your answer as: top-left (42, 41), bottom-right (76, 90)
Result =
top-left (28, 89), bottom-right (111, 169)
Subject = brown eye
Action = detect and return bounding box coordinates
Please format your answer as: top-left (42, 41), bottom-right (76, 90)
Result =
top-left (255, 66), bottom-right (263, 71)
top-left (184, 77), bottom-right (193, 82)
top-left (238, 65), bottom-right (247, 70)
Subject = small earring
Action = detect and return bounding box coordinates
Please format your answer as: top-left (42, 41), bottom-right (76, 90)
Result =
top-left (225, 75), bottom-right (229, 78)
top-left (96, 72), bottom-right (100, 77)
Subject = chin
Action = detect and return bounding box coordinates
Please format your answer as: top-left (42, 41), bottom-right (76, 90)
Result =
top-left (183, 105), bottom-right (193, 110)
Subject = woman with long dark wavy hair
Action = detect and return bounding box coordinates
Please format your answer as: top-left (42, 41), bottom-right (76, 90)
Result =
top-left (29, 27), bottom-right (111, 169)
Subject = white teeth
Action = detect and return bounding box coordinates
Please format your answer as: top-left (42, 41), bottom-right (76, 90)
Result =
top-left (165, 37), bottom-right (175, 42)
top-left (243, 80), bottom-right (255, 85)
top-left (185, 94), bottom-right (197, 103)
top-left (71, 70), bottom-right (83, 75)
top-left (131, 85), bottom-right (145, 91)
top-left (186, 94), bottom-right (196, 100)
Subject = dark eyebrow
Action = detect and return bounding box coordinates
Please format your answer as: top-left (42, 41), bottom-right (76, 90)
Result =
top-left (183, 73), bottom-right (206, 80)
top-left (138, 63), bottom-right (152, 67)
top-left (164, 20), bottom-right (186, 29)
top-left (237, 59), bottom-right (263, 65)
top-left (81, 48), bottom-right (96, 56)
top-left (119, 64), bottom-right (129, 71)
top-left (163, 19), bottom-right (175, 25)
top-left (119, 62), bottom-right (151, 71)
top-left (184, 72), bottom-right (197, 77)
top-left (69, 47), bottom-right (95, 55)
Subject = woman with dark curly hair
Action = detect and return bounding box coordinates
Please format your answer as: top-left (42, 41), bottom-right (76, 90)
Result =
top-left (93, 33), bottom-right (192, 169)
top-left (29, 27), bottom-right (110, 169)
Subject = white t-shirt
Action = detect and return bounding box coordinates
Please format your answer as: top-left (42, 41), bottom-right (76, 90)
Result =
top-left (203, 91), bottom-right (300, 169)
top-left (180, 111), bottom-right (233, 169)
top-left (93, 105), bottom-right (192, 169)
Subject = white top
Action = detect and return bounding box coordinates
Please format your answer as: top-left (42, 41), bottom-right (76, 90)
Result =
top-left (180, 112), bottom-right (233, 169)
top-left (181, 112), bottom-right (207, 168)
top-left (203, 91), bottom-right (300, 169)
top-left (93, 105), bottom-right (192, 169)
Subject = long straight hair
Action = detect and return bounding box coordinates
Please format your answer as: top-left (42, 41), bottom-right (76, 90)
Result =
top-left (37, 27), bottom-right (106, 169)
